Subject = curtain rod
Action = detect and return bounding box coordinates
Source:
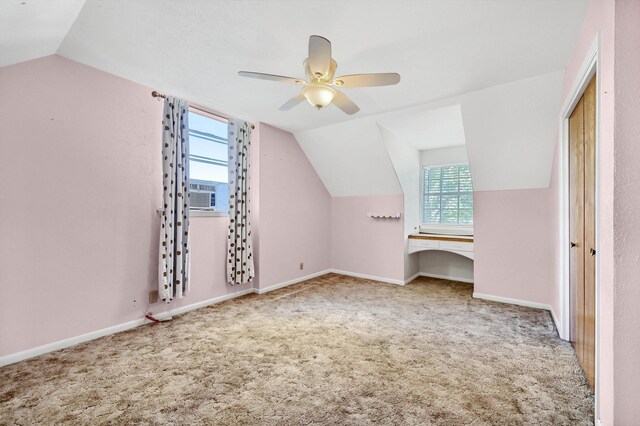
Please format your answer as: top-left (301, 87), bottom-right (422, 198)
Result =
top-left (151, 90), bottom-right (255, 129)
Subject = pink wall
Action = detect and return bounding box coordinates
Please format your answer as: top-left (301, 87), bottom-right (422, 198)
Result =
top-left (550, 0), bottom-right (640, 422)
top-left (0, 55), bottom-right (330, 358)
top-left (548, 142), bottom-right (562, 321)
top-left (473, 189), bottom-right (556, 309)
top-left (473, 1), bottom-right (634, 420)
top-left (612, 0), bottom-right (640, 421)
top-left (331, 195), bottom-right (405, 282)
top-left (249, 124), bottom-right (261, 288)
top-left (254, 123), bottom-right (331, 289)
top-left (549, 0), bottom-right (616, 422)
top-left (0, 55), bottom-right (251, 357)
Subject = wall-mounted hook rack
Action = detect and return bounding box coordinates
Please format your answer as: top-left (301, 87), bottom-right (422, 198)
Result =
top-left (366, 212), bottom-right (401, 219)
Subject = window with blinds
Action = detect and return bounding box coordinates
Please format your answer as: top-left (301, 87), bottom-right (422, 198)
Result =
top-left (422, 164), bottom-right (473, 225)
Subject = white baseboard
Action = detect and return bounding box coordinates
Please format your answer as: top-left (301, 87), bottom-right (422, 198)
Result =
top-left (549, 308), bottom-right (563, 338)
top-left (404, 272), bottom-right (421, 285)
top-left (329, 269), bottom-right (405, 286)
top-left (0, 317), bottom-right (146, 368)
top-left (473, 292), bottom-right (553, 312)
top-left (418, 272), bottom-right (474, 284)
top-left (151, 287), bottom-right (256, 320)
top-left (254, 269), bottom-right (332, 295)
top-left (0, 287), bottom-right (255, 368)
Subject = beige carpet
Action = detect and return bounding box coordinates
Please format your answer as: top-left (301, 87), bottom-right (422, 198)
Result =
top-left (0, 274), bottom-right (593, 425)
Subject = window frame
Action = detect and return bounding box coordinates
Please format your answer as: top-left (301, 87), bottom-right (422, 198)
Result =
top-left (187, 106), bottom-right (230, 216)
top-left (420, 162), bottom-right (474, 229)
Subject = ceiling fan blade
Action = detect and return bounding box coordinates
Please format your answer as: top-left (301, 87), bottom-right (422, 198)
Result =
top-left (308, 35), bottom-right (332, 79)
top-left (279, 93), bottom-right (306, 111)
top-left (332, 91), bottom-right (360, 115)
top-left (333, 73), bottom-right (401, 88)
top-left (238, 71), bottom-right (305, 85)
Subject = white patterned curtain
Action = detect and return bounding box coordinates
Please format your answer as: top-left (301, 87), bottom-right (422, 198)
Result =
top-left (227, 120), bottom-right (255, 284)
top-left (159, 97), bottom-right (190, 302)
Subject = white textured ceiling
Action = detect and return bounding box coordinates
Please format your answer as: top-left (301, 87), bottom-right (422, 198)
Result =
top-left (52, 0), bottom-right (588, 133)
top-left (378, 105), bottom-right (466, 150)
top-left (0, 0), bottom-right (85, 67)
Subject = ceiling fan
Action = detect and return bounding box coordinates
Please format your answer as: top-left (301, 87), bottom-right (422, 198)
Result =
top-left (238, 35), bottom-right (401, 115)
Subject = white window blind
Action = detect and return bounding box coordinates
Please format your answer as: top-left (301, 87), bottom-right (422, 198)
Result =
top-left (422, 164), bottom-right (473, 225)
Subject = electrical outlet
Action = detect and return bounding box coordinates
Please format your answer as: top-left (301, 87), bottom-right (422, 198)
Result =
top-left (299, 262), bottom-right (304, 270)
top-left (149, 290), bottom-right (159, 304)
top-left (133, 298), bottom-right (137, 308)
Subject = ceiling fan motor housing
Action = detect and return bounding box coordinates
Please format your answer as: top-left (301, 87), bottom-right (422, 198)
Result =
top-left (304, 58), bottom-right (337, 83)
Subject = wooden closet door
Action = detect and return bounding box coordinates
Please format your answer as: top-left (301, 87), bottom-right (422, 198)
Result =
top-left (568, 74), bottom-right (596, 389)
top-left (583, 76), bottom-right (597, 388)
top-left (569, 96), bottom-right (585, 367)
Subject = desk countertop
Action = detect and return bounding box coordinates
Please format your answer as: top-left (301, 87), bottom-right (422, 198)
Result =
top-left (408, 233), bottom-right (474, 243)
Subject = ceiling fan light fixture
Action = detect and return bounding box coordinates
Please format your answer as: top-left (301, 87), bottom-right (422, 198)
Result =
top-left (238, 36), bottom-right (400, 114)
top-left (302, 84), bottom-right (336, 109)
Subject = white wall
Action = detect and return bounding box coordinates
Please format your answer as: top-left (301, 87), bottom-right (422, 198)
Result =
top-left (378, 125), bottom-right (421, 280)
top-left (419, 251), bottom-right (474, 282)
top-left (420, 145), bottom-right (469, 166)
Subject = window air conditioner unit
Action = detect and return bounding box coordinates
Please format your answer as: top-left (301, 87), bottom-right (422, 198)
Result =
top-left (189, 183), bottom-right (216, 209)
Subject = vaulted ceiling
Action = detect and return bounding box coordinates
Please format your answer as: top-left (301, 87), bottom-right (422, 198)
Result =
top-left (1, 0), bottom-right (588, 195)
top-left (2, 0), bottom-right (588, 133)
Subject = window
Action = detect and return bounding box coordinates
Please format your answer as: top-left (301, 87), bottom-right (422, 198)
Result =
top-left (188, 109), bottom-right (229, 212)
top-left (422, 164), bottom-right (473, 225)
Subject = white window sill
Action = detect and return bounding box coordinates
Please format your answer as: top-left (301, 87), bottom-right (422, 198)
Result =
top-left (156, 208), bottom-right (228, 218)
top-left (190, 209), bottom-right (228, 217)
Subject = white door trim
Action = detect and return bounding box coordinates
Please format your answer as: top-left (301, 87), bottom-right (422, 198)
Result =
top-left (558, 34), bottom-right (600, 421)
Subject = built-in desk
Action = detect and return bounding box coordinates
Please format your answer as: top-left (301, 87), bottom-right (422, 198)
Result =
top-left (408, 233), bottom-right (474, 259)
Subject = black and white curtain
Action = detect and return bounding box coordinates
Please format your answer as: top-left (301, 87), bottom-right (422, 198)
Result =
top-left (227, 120), bottom-right (255, 285)
top-left (159, 97), bottom-right (190, 302)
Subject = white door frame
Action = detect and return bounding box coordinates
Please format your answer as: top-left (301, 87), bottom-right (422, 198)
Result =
top-left (558, 34), bottom-right (600, 420)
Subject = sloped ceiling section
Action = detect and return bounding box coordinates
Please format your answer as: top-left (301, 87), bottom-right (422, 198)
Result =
top-left (378, 105), bottom-right (466, 151)
top-left (462, 70), bottom-right (564, 191)
top-left (0, 0), bottom-right (86, 67)
top-left (295, 118), bottom-right (402, 197)
top-left (296, 70), bottom-right (564, 196)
